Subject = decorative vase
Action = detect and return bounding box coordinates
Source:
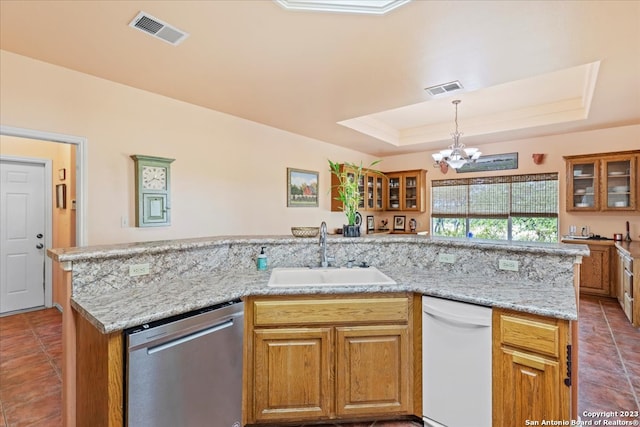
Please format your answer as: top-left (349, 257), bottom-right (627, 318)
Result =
top-left (343, 225), bottom-right (360, 237)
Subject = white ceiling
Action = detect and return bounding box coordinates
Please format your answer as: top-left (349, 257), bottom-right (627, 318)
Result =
top-left (1, 1), bottom-right (639, 156)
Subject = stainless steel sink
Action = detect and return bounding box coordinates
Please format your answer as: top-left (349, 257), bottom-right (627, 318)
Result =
top-left (267, 267), bottom-right (396, 287)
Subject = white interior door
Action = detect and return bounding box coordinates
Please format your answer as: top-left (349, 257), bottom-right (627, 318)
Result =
top-left (0, 159), bottom-right (46, 313)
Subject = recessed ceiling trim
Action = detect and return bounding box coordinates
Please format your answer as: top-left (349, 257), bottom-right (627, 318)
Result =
top-left (274, 0), bottom-right (411, 15)
top-left (129, 12), bottom-right (189, 46)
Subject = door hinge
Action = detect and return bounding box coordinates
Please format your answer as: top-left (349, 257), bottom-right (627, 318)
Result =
top-left (564, 344), bottom-right (572, 387)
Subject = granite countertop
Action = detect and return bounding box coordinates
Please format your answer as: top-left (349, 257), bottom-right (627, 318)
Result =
top-left (71, 265), bottom-right (578, 334)
top-left (50, 233), bottom-right (588, 262)
top-left (60, 234), bottom-right (587, 334)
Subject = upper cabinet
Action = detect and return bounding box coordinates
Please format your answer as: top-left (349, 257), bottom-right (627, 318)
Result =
top-left (564, 151), bottom-right (639, 212)
top-left (385, 170), bottom-right (427, 212)
top-left (331, 164), bottom-right (385, 213)
top-left (331, 167), bottom-right (426, 213)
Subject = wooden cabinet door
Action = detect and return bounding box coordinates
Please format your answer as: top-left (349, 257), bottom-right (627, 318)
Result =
top-left (601, 154), bottom-right (637, 211)
top-left (252, 327), bottom-right (333, 423)
top-left (495, 348), bottom-right (565, 426)
top-left (566, 158), bottom-right (600, 211)
top-left (335, 325), bottom-right (411, 417)
top-left (402, 171), bottom-right (422, 212)
top-left (580, 245), bottom-right (611, 296)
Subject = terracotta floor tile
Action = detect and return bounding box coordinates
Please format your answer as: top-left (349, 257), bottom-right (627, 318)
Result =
top-left (0, 359), bottom-right (59, 391)
top-left (0, 374), bottom-right (61, 409)
top-left (3, 388), bottom-right (61, 427)
top-left (0, 349), bottom-right (49, 372)
top-left (0, 333), bottom-right (40, 360)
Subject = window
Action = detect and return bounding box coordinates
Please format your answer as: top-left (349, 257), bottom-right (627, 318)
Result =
top-left (431, 173), bottom-right (558, 242)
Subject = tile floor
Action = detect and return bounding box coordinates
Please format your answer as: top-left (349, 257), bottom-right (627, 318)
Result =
top-left (0, 297), bottom-right (638, 426)
top-left (0, 308), bottom-right (62, 427)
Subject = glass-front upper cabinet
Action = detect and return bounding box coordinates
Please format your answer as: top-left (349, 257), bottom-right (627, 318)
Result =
top-left (602, 155), bottom-right (637, 210)
top-left (566, 159), bottom-right (600, 211)
top-left (387, 175), bottom-right (401, 210)
top-left (564, 151), bottom-right (639, 212)
top-left (386, 170), bottom-right (426, 212)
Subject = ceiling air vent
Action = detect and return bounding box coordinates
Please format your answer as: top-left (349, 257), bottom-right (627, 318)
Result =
top-left (129, 12), bottom-right (189, 46)
top-left (425, 81), bottom-right (464, 96)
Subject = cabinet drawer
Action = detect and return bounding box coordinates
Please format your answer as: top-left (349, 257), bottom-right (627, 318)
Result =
top-left (623, 255), bottom-right (633, 272)
top-left (253, 297), bottom-right (409, 326)
top-left (499, 314), bottom-right (559, 358)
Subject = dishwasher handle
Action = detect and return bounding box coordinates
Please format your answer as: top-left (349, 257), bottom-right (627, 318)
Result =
top-left (148, 319), bottom-right (234, 355)
top-left (423, 302), bottom-right (491, 327)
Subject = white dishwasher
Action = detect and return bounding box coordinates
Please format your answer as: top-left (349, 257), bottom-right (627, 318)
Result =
top-left (422, 296), bottom-right (492, 427)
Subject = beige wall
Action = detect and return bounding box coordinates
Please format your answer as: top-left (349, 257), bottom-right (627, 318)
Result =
top-left (1, 50), bottom-right (375, 245)
top-left (1, 49), bottom-right (638, 246)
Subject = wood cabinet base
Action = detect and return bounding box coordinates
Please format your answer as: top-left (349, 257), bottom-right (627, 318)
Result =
top-left (243, 293), bottom-right (420, 425)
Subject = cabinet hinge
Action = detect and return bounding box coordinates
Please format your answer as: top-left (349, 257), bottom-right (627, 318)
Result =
top-left (564, 344), bottom-right (572, 387)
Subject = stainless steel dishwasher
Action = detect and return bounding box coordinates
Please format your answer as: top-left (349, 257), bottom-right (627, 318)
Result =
top-left (124, 299), bottom-right (243, 427)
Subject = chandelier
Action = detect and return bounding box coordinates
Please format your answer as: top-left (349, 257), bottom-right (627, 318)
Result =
top-left (432, 100), bottom-right (481, 169)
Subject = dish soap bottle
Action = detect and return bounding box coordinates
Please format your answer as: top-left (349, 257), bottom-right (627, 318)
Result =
top-left (257, 246), bottom-right (268, 271)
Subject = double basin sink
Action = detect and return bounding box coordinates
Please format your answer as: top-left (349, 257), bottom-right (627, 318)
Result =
top-left (267, 266), bottom-right (396, 287)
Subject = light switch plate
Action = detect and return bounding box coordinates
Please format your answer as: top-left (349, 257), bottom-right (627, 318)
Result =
top-left (499, 259), bottom-right (519, 271)
top-left (129, 263), bottom-right (150, 276)
top-left (438, 253), bottom-right (456, 264)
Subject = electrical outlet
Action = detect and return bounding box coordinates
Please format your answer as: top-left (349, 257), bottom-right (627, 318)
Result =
top-left (499, 259), bottom-right (519, 272)
top-left (129, 263), bottom-right (150, 277)
top-left (121, 216), bottom-right (128, 228)
top-left (438, 253), bottom-right (456, 264)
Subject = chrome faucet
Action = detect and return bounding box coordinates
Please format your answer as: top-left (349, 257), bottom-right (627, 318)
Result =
top-left (319, 221), bottom-right (329, 267)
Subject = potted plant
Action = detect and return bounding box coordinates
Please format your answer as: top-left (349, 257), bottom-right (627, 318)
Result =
top-left (328, 159), bottom-right (383, 237)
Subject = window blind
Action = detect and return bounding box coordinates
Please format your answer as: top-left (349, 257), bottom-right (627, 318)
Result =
top-left (432, 173), bottom-right (558, 218)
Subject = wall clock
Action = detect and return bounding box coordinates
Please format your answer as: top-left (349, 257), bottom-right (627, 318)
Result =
top-left (130, 155), bottom-right (175, 227)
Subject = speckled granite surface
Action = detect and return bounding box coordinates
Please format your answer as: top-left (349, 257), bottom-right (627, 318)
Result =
top-left (50, 235), bottom-right (588, 334)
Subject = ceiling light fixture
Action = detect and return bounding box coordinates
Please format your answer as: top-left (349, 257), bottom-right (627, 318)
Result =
top-left (432, 100), bottom-right (481, 170)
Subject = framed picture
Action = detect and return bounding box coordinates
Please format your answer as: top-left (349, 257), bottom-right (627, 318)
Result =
top-left (56, 184), bottom-right (66, 209)
top-left (366, 215), bottom-right (375, 233)
top-left (393, 215), bottom-right (406, 231)
top-left (58, 168), bottom-right (66, 181)
top-left (287, 168), bottom-right (318, 207)
top-left (456, 152), bottom-right (518, 173)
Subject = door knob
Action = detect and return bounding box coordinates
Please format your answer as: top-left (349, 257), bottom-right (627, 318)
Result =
top-left (36, 243), bottom-right (44, 249)
top-left (36, 233), bottom-right (43, 239)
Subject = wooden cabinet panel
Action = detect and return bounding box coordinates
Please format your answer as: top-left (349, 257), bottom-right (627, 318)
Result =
top-left (74, 310), bottom-right (123, 427)
top-left (493, 309), bottom-right (571, 426)
top-left (499, 348), bottom-right (563, 425)
top-left (335, 325), bottom-right (411, 417)
top-left (579, 244), bottom-right (611, 296)
top-left (253, 327), bottom-right (332, 422)
top-left (253, 296), bottom-right (409, 326)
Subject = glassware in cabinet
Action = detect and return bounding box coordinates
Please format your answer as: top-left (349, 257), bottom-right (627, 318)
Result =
top-left (387, 176), bottom-right (401, 210)
top-left (603, 157), bottom-right (635, 210)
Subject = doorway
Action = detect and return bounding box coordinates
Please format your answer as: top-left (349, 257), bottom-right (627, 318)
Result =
top-left (0, 158), bottom-right (51, 313)
top-left (0, 125), bottom-right (87, 314)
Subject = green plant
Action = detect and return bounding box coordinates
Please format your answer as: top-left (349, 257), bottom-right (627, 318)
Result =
top-left (329, 159), bottom-right (383, 226)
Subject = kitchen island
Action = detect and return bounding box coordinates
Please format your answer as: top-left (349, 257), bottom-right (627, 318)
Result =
top-left (48, 234), bottom-right (588, 427)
